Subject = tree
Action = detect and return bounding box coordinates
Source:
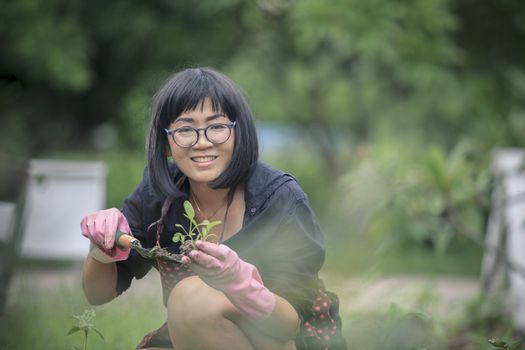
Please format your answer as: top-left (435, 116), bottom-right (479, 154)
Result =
top-left (225, 0), bottom-right (525, 177)
top-left (0, 0), bottom-right (249, 155)
top-left (2, 0), bottom-right (525, 167)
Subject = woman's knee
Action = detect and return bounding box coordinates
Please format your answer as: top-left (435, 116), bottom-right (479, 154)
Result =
top-left (167, 276), bottom-right (202, 310)
top-left (167, 276), bottom-right (234, 331)
top-left (166, 276), bottom-right (256, 349)
top-left (169, 276), bottom-right (225, 312)
top-left (166, 277), bottom-right (296, 350)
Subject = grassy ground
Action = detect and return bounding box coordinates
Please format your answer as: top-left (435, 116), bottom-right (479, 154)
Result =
top-left (0, 261), bottom-right (515, 350)
top-left (0, 265), bottom-right (165, 349)
top-left (324, 235), bottom-right (484, 277)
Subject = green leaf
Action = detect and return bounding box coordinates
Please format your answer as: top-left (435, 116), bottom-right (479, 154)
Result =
top-left (184, 200), bottom-right (195, 220)
top-left (488, 338), bottom-right (508, 348)
top-left (206, 220), bottom-right (222, 233)
top-left (510, 341), bottom-right (522, 350)
top-left (183, 213), bottom-right (198, 231)
top-left (92, 327), bottom-right (105, 341)
top-left (172, 232), bottom-right (186, 243)
top-left (67, 326), bottom-right (81, 336)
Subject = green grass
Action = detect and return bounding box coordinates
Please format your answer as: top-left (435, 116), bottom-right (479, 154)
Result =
top-left (324, 234), bottom-right (483, 277)
top-left (0, 268), bottom-right (164, 349)
top-left (0, 265), bottom-right (515, 350)
top-left (101, 152), bottom-right (146, 209)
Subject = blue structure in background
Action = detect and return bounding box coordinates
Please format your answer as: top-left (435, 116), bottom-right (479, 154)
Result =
top-left (257, 122), bottom-right (302, 156)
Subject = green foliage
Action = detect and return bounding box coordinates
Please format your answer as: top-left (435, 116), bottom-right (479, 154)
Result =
top-left (4, 5), bottom-right (525, 345)
top-left (346, 303), bottom-right (446, 349)
top-left (3, 0), bottom-right (524, 172)
top-left (67, 309), bottom-right (104, 350)
top-left (103, 152), bottom-right (145, 209)
top-left (1, 0), bottom-right (92, 91)
top-left (489, 338), bottom-right (523, 350)
top-left (336, 140), bottom-right (490, 254)
top-left (462, 292), bottom-right (512, 335)
top-left (453, 292), bottom-right (525, 350)
top-left (172, 200), bottom-right (221, 247)
top-left (0, 281), bottom-right (165, 349)
top-left (1, 0), bottom-right (249, 155)
top-left (226, 0), bottom-right (495, 178)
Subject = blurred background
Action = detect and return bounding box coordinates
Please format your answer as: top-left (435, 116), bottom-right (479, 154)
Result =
top-left (2, 0), bottom-right (525, 349)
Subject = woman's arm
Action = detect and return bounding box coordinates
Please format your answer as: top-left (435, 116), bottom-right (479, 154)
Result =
top-left (79, 207), bottom-right (133, 305)
top-left (82, 255), bottom-right (118, 305)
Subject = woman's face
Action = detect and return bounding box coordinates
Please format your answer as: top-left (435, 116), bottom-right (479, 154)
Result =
top-left (167, 98), bottom-right (235, 185)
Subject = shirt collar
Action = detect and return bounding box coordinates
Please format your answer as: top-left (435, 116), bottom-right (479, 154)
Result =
top-left (244, 162), bottom-right (295, 216)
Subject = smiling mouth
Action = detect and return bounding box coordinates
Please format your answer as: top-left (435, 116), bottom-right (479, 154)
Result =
top-left (191, 156), bottom-right (218, 163)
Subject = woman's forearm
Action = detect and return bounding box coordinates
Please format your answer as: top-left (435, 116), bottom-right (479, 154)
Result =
top-left (81, 256), bottom-right (118, 305)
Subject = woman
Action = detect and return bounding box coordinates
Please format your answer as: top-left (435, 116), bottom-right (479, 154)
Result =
top-left (80, 67), bottom-right (346, 350)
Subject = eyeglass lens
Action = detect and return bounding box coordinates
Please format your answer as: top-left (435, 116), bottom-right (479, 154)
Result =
top-left (173, 124), bottom-right (233, 147)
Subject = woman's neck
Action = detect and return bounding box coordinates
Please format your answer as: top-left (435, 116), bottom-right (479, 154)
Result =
top-left (188, 181), bottom-right (230, 213)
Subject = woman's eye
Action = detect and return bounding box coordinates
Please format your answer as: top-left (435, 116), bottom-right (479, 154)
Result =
top-left (176, 127), bottom-right (194, 134)
top-left (209, 124), bottom-right (227, 131)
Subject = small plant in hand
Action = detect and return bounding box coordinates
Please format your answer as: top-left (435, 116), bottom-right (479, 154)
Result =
top-left (67, 309), bottom-right (104, 350)
top-left (172, 200), bottom-right (221, 255)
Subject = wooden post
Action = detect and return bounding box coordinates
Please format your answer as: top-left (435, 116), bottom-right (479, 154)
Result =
top-left (0, 155), bottom-right (28, 314)
top-left (481, 148), bottom-right (525, 331)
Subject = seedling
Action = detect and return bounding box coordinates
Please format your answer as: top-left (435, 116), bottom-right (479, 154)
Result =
top-left (172, 200), bottom-right (221, 254)
top-left (67, 309), bottom-right (104, 350)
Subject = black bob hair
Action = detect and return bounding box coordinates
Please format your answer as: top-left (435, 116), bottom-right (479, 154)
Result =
top-left (146, 67), bottom-right (259, 198)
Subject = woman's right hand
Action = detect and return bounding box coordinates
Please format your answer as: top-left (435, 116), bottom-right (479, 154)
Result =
top-left (80, 208), bottom-right (132, 263)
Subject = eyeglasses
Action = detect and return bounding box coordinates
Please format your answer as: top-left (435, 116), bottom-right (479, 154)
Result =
top-left (164, 121), bottom-right (236, 148)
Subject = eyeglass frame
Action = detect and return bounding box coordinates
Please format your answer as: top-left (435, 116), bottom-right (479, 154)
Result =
top-left (164, 121), bottom-right (237, 148)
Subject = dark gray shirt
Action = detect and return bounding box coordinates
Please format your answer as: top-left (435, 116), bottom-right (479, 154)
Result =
top-left (116, 162), bottom-right (326, 313)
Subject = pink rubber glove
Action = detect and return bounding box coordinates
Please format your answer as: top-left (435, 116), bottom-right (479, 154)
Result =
top-left (80, 208), bottom-right (131, 263)
top-left (183, 240), bottom-right (276, 320)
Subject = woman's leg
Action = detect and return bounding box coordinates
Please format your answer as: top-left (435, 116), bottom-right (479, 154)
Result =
top-left (167, 276), bottom-right (296, 350)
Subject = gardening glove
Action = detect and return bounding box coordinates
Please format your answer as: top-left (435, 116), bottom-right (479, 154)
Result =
top-left (183, 240), bottom-right (276, 320)
top-left (80, 208), bottom-right (132, 263)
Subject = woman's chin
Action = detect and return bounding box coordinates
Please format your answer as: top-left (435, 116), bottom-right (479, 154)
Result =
top-left (187, 171), bottom-right (221, 185)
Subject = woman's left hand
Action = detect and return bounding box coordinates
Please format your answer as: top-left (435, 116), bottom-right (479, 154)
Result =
top-left (182, 240), bottom-right (245, 279)
top-left (182, 240), bottom-right (276, 319)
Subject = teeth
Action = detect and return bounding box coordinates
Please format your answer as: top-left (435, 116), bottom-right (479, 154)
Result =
top-left (192, 156), bottom-right (216, 163)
